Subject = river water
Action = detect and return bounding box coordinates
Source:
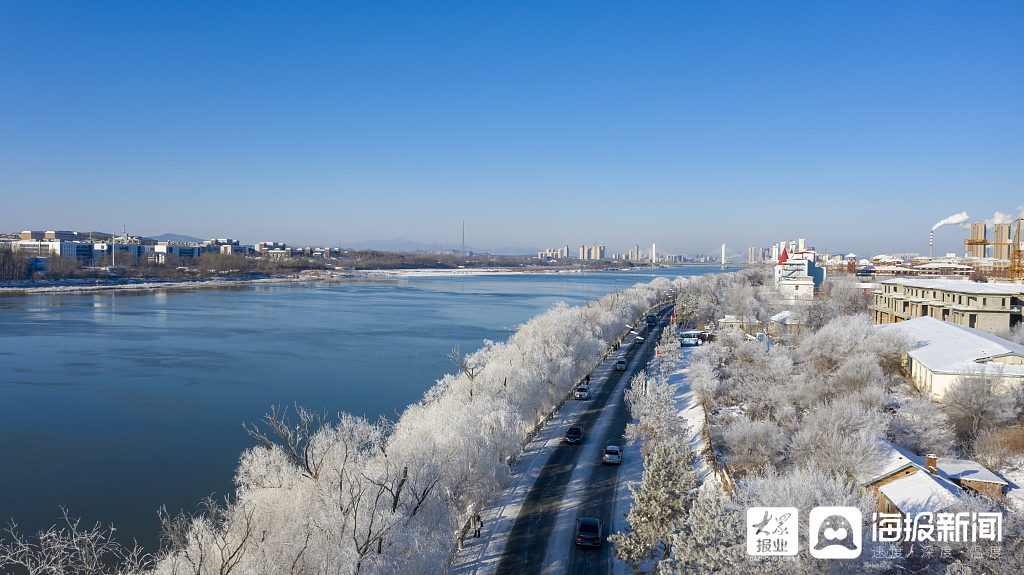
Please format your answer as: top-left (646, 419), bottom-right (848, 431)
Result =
top-left (0, 267), bottom-right (724, 552)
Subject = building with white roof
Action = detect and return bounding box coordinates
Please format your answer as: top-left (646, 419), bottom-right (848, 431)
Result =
top-left (877, 316), bottom-right (1024, 398)
top-left (859, 440), bottom-right (1007, 515)
top-left (872, 277), bottom-right (1024, 335)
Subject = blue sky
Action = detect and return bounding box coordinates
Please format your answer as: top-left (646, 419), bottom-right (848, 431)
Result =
top-left (2, 1), bottom-right (1021, 257)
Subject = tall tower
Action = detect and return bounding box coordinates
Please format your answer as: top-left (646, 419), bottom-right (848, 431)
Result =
top-left (651, 243), bottom-right (656, 263)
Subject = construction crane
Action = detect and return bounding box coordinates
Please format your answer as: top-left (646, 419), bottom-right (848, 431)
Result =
top-left (964, 217), bottom-right (1023, 281)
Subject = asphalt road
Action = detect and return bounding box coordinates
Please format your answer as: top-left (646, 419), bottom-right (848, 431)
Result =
top-left (495, 307), bottom-right (672, 575)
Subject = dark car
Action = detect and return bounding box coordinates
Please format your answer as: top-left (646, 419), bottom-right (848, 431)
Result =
top-left (575, 517), bottom-right (604, 547)
top-left (565, 425), bottom-right (584, 444)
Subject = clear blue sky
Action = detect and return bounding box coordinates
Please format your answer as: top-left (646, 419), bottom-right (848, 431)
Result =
top-left (2, 1), bottom-right (1021, 257)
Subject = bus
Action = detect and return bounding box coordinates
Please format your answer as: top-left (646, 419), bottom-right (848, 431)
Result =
top-left (646, 314), bottom-right (657, 327)
top-left (680, 330), bottom-right (703, 346)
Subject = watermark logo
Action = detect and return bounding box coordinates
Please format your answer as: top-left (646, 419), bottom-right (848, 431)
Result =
top-left (745, 507), bottom-right (1004, 559)
top-left (873, 512), bottom-right (1002, 543)
top-left (746, 507), bottom-right (798, 556)
top-left (809, 507), bottom-right (862, 559)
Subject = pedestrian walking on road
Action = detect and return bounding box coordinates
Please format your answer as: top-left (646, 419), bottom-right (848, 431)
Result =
top-left (584, 374), bottom-right (590, 384)
top-left (473, 513), bottom-right (483, 538)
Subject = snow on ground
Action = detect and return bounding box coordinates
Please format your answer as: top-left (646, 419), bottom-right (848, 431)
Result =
top-left (0, 275), bottom-right (304, 293)
top-left (998, 458), bottom-right (1024, 513)
top-left (449, 342), bottom-right (644, 575)
top-left (449, 340), bottom-right (710, 575)
top-left (0, 268), bottom-right (544, 293)
top-left (609, 346), bottom-right (709, 575)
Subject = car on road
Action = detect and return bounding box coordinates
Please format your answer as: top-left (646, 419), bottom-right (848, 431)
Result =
top-left (565, 425), bottom-right (584, 444)
top-left (634, 335), bottom-right (644, 343)
top-left (602, 445), bottom-right (622, 465)
top-left (574, 385), bottom-right (591, 400)
top-left (575, 517), bottom-right (604, 547)
top-left (615, 359), bottom-right (627, 371)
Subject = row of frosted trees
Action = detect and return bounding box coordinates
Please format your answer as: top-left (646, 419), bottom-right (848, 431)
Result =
top-left (144, 277), bottom-right (676, 574)
top-left (611, 272), bottom-right (1024, 574)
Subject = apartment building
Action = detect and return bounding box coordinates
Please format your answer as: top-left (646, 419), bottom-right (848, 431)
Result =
top-left (579, 245), bottom-right (605, 261)
top-left (872, 277), bottom-right (1024, 334)
top-left (993, 223), bottom-right (1012, 260)
top-left (537, 245), bottom-right (570, 260)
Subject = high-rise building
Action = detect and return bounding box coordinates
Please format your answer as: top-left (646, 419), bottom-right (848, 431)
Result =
top-left (993, 223), bottom-right (1011, 260)
top-left (968, 223), bottom-right (987, 258)
top-left (579, 245), bottom-right (605, 260)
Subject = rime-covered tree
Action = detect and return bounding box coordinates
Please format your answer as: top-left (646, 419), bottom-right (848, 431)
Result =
top-left (610, 441), bottom-right (698, 573)
top-left (943, 369), bottom-right (1014, 442)
top-left (890, 393), bottom-right (955, 456)
top-left (659, 488), bottom-right (744, 574)
top-left (624, 373), bottom-right (687, 460)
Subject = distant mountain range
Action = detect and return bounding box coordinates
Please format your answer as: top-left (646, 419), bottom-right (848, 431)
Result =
top-left (149, 233), bottom-right (208, 244)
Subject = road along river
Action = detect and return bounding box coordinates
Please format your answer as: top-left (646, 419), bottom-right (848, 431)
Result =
top-left (453, 305), bottom-right (672, 575)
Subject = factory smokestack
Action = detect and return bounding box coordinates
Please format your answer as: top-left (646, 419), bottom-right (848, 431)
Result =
top-left (931, 212), bottom-right (970, 231)
top-left (930, 212), bottom-right (969, 258)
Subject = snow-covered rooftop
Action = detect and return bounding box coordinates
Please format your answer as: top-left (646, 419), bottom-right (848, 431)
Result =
top-left (770, 310), bottom-right (809, 325)
top-left (877, 317), bottom-right (1024, 377)
top-left (859, 441), bottom-right (918, 483)
top-left (860, 439), bottom-right (1006, 515)
top-left (879, 277), bottom-right (1024, 295)
top-left (877, 471), bottom-right (960, 516)
top-left (939, 458), bottom-right (1007, 485)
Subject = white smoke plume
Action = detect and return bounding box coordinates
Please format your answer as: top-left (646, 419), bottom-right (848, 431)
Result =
top-left (931, 212), bottom-right (970, 231)
top-left (985, 212), bottom-right (1014, 226)
top-left (983, 206), bottom-right (1024, 228)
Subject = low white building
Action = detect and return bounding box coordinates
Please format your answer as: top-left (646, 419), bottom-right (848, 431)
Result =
top-left (877, 316), bottom-right (1024, 398)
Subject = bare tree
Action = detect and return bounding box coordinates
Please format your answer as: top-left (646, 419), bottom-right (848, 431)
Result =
top-left (447, 345), bottom-right (481, 381)
top-left (157, 496), bottom-right (255, 575)
top-left (46, 254), bottom-right (79, 281)
top-left (943, 369), bottom-right (1014, 443)
top-left (243, 404), bottom-right (337, 480)
top-left (0, 246), bottom-right (29, 282)
top-left (0, 508), bottom-right (151, 575)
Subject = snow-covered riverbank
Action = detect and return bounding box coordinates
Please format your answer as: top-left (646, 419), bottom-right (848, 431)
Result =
top-left (0, 267), bottom-right (590, 294)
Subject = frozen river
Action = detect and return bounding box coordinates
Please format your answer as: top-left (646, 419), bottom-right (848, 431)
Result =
top-left (0, 266), bottom-right (724, 553)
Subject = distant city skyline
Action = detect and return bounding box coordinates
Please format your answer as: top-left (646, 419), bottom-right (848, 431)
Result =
top-left (2, 2), bottom-right (1022, 257)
